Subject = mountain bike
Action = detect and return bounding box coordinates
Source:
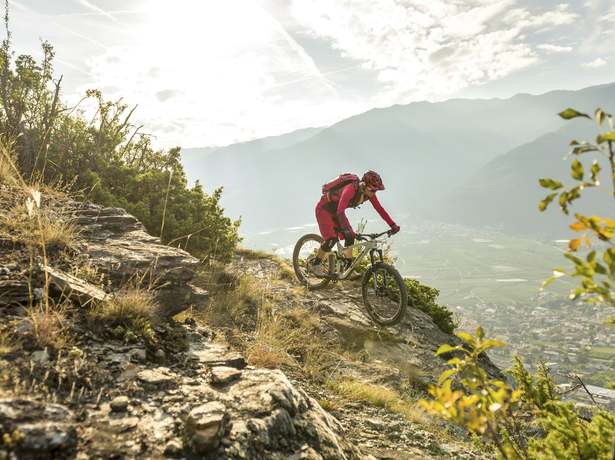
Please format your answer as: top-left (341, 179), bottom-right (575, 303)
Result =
top-left (292, 230), bottom-right (407, 326)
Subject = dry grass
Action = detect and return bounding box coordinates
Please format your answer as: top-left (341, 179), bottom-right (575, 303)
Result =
top-left (246, 305), bottom-right (302, 369)
top-left (0, 154), bottom-right (15, 185)
top-left (326, 378), bottom-right (429, 425)
top-left (23, 303), bottom-right (70, 350)
top-left (197, 264), bottom-right (340, 381)
top-left (0, 200), bottom-right (78, 251)
top-left (0, 142), bottom-right (18, 186)
top-left (0, 328), bottom-right (14, 356)
top-left (317, 397), bottom-right (341, 413)
top-left (69, 258), bottom-right (105, 286)
top-left (87, 288), bottom-right (156, 344)
top-left (201, 272), bottom-right (262, 330)
top-left (235, 247), bottom-right (295, 282)
top-left (247, 305), bottom-right (341, 381)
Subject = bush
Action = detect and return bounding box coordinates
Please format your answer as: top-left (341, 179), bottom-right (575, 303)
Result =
top-left (422, 329), bottom-right (615, 459)
top-left (404, 278), bottom-right (458, 334)
top-left (0, 36), bottom-right (240, 262)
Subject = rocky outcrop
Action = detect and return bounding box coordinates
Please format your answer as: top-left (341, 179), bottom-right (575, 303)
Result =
top-left (0, 186), bottom-right (206, 317)
top-left (0, 399), bottom-right (78, 459)
top-left (72, 204), bottom-right (207, 317)
top-left (0, 322), bottom-right (365, 459)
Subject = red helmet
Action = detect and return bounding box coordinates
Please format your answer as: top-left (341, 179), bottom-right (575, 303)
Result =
top-left (362, 170), bottom-right (385, 191)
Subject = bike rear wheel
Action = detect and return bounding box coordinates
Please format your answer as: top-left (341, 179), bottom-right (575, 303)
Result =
top-left (362, 262), bottom-right (407, 326)
top-left (292, 233), bottom-right (331, 290)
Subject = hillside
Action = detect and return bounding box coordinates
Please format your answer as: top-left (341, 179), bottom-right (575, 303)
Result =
top-left (434, 122), bottom-right (615, 235)
top-left (0, 184), bottom-right (495, 459)
top-left (181, 83), bottom-right (615, 233)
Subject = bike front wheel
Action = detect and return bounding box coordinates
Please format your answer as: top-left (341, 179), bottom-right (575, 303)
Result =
top-left (362, 262), bottom-right (407, 326)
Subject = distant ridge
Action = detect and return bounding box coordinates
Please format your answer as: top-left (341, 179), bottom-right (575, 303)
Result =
top-left (180, 82), bottom-right (615, 233)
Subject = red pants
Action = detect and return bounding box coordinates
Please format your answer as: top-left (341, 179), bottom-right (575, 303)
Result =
top-left (315, 198), bottom-right (344, 241)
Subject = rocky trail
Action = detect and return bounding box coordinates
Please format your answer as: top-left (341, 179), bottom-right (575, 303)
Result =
top-left (0, 189), bottom-right (495, 459)
top-left (229, 255), bottom-right (492, 459)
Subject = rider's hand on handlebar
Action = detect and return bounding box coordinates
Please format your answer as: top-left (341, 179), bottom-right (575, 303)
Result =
top-left (389, 223), bottom-right (400, 235)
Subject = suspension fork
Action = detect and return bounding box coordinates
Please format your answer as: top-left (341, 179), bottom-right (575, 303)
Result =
top-left (369, 248), bottom-right (386, 291)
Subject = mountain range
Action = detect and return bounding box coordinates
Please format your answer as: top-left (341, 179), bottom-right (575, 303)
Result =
top-left (181, 82), bottom-right (615, 236)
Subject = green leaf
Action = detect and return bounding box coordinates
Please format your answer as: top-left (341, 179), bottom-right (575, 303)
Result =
top-left (571, 159), bottom-right (584, 181)
top-left (595, 262), bottom-right (607, 275)
top-left (456, 332), bottom-right (476, 347)
top-left (572, 144), bottom-right (599, 155)
top-left (480, 338), bottom-right (506, 349)
top-left (437, 368), bottom-right (457, 384)
top-left (558, 108), bottom-right (590, 120)
top-left (542, 269), bottom-right (566, 288)
top-left (539, 192), bottom-right (557, 212)
top-left (436, 344), bottom-right (459, 356)
top-left (558, 191), bottom-right (570, 214)
top-left (538, 178), bottom-right (563, 190)
top-left (564, 253), bottom-right (583, 266)
top-left (597, 131), bottom-right (615, 144)
top-left (596, 108), bottom-right (605, 126)
top-left (590, 161), bottom-right (601, 183)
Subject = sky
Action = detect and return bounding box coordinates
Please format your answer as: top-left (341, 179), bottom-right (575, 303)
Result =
top-left (6, 0), bottom-right (615, 148)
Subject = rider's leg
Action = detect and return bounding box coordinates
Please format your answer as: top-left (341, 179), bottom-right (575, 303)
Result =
top-left (317, 237), bottom-right (337, 261)
top-left (315, 203), bottom-right (337, 262)
top-left (342, 232), bottom-right (355, 260)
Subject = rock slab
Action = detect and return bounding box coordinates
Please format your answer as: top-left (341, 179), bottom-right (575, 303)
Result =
top-left (0, 399), bottom-right (77, 459)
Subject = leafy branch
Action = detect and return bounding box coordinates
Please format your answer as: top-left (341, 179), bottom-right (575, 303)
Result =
top-left (539, 107), bottom-right (615, 308)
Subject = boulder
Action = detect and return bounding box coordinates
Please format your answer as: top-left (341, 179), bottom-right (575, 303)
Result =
top-left (70, 203), bottom-right (208, 318)
top-left (210, 366), bottom-right (242, 386)
top-left (0, 399), bottom-right (77, 459)
top-left (205, 369), bottom-right (364, 459)
top-left (184, 401), bottom-right (229, 454)
top-left (44, 266), bottom-right (108, 305)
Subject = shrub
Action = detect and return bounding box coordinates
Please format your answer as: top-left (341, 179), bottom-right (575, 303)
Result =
top-left (88, 289), bottom-right (156, 344)
top-left (539, 107), bottom-right (615, 316)
top-left (0, 35), bottom-right (240, 263)
top-left (422, 328), bottom-right (615, 459)
top-left (404, 278), bottom-right (458, 334)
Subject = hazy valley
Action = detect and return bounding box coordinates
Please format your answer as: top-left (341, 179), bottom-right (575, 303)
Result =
top-left (183, 83), bottom-right (615, 386)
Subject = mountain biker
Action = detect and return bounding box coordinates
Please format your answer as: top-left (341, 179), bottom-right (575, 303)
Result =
top-left (310, 170), bottom-right (400, 276)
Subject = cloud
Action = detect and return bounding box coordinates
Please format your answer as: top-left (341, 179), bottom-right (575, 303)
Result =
top-left (582, 57), bottom-right (607, 68)
top-left (602, 5), bottom-right (615, 23)
top-left (76, 0), bottom-right (119, 23)
top-left (537, 44), bottom-right (573, 53)
top-left (155, 89), bottom-right (180, 102)
top-left (81, 0), bottom-right (363, 147)
top-left (290, 1), bottom-right (579, 105)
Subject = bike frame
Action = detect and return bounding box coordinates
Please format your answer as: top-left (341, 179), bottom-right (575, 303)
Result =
top-left (330, 233), bottom-right (387, 280)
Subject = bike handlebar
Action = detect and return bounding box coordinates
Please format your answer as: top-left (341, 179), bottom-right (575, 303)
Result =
top-left (355, 230), bottom-right (392, 241)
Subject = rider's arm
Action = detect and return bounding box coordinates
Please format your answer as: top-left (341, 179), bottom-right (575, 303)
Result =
top-left (336, 183), bottom-right (356, 235)
top-left (369, 194), bottom-right (396, 227)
